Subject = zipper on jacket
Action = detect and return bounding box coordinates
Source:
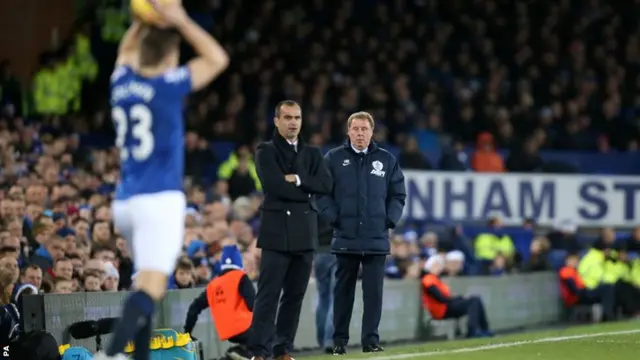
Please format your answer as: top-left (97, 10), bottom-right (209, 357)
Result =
top-left (356, 154), bottom-right (363, 238)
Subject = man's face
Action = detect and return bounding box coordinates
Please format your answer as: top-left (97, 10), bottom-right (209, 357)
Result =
top-left (103, 275), bottom-right (119, 291)
top-left (209, 202), bottom-right (227, 222)
top-left (0, 200), bottom-right (13, 217)
top-left (84, 275), bottom-right (102, 291)
top-left (23, 267), bottom-right (42, 288)
top-left (26, 204), bottom-right (42, 220)
top-left (7, 220), bottom-right (22, 237)
top-left (274, 105), bottom-right (302, 141)
top-left (74, 220), bottom-right (89, 240)
top-left (26, 185), bottom-right (46, 206)
top-left (94, 250), bottom-right (116, 265)
top-left (93, 222), bottom-right (112, 242)
top-left (55, 280), bottom-right (73, 294)
top-left (94, 206), bottom-right (111, 222)
top-left (175, 268), bottom-right (193, 286)
top-left (47, 240), bottom-right (65, 260)
top-left (54, 260), bottom-right (73, 280)
top-left (0, 256), bottom-right (18, 282)
top-left (347, 118), bottom-right (373, 150)
top-left (85, 259), bottom-right (105, 277)
top-left (2, 236), bottom-right (20, 253)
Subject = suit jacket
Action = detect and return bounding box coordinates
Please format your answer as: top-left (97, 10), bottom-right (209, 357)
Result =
top-left (254, 131), bottom-right (332, 253)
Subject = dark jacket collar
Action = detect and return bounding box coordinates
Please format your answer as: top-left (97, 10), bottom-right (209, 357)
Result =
top-left (273, 129), bottom-right (304, 151)
top-left (343, 139), bottom-right (378, 154)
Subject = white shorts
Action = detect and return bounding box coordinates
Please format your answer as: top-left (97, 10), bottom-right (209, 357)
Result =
top-left (112, 191), bottom-right (186, 275)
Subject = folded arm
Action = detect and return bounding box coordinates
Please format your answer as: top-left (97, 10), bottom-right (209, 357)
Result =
top-left (255, 144), bottom-right (311, 202)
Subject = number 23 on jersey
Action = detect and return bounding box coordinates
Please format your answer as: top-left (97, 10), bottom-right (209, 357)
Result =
top-left (112, 104), bottom-right (155, 161)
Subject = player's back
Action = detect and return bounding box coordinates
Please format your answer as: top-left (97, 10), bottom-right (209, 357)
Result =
top-left (110, 65), bottom-right (192, 200)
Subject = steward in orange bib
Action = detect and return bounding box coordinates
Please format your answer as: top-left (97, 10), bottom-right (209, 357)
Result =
top-left (183, 245), bottom-right (255, 360)
top-left (558, 252), bottom-right (615, 320)
top-left (421, 256), bottom-right (493, 338)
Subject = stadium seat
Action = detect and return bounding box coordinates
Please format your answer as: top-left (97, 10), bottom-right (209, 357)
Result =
top-left (547, 250), bottom-right (568, 271)
top-left (422, 309), bottom-right (464, 340)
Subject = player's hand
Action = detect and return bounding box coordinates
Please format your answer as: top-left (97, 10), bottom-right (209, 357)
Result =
top-left (149, 0), bottom-right (189, 28)
top-left (284, 174), bottom-right (297, 183)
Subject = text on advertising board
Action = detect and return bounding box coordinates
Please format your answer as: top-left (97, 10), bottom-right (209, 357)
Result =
top-left (403, 171), bottom-right (640, 227)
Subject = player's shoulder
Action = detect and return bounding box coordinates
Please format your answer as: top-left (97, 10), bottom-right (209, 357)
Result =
top-left (110, 65), bottom-right (132, 84)
top-left (162, 66), bottom-right (190, 84)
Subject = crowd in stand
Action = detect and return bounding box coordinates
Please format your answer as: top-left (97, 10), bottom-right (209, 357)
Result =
top-left (0, 0), bottom-right (640, 305)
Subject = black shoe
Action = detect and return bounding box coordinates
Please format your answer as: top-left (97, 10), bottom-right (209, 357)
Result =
top-left (324, 347), bottom-right (334, 354)
top-left (227, 346), bottom-right (251, 360)
top-left (332, 345), bottom-right (347, 355)
top-left (363, 344), bottom-right (384, 353)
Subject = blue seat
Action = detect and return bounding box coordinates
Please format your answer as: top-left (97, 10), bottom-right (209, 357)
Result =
top-left (547, 250), bottom-right (568, 271)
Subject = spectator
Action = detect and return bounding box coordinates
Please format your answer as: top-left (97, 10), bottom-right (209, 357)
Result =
top-left (90, 220), bottom-right (112, 247)
top-left (193, 258), bottom-right (212, 286)
top-left (593, 228), bottom-right (618, 252)
top-left (227, 159), bottom-right (257, 200)
top-left (52, 258), bottom-right (74, 280)
top-left (439, 139), bottom-right (469, 171)
top-left (91, 245), bottom-right (117, 266)
top-left (30, 235), bottom-right (65, 275)
top-left (418, 232), bottom-right (440, 259)
top-left (0, 60), bottom-right (23, 115)
top-left (623, 226), bottom-right (640, 253)
top-left (84, 273), bottom-right (102, 292)
top-left (19, 265), bottom-right (43, 291)
top-left (443, 251), bottom-right (465, 277)
top-left (184, 132), bottom-right (216, 185)
top-left (0, 257), bottom-right (19, 302)
top-left (548, 220), bottom-right (580, 253)
top-left (421, 256), bottom-right (493, 338)
top-left (53, 277), bottom-right (73, 294)
top-left (169, 257), bottom-right (195, 289)
top-left (385, 237), bottom-right (413, 279)
top-left (103, 262), bottom-right (119, 292)
top-left (474, 218), bottom-right (516, 272)
top-left (505, 137), bottom-right (544, 172)
top-left (471, 132), bottom-right (504, 172)
top-left (489, 254), bottom-right (507, 277)
top-left (560, 253), bottom-right (615, 321)
top-left (523, 237), bottom-right (551, 273)
top-left (399, 136), bottom-right (432, 170)
top-left (217, 145), bottom-right (261, 193)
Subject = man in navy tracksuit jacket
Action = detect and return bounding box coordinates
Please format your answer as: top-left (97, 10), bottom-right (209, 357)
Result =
top-left (317, 111), bottom-right (406, 355)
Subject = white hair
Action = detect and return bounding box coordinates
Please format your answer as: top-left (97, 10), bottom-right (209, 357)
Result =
top-left (424, 255), bottom-right (444, 272)
top-left (445, 250), bottom-right (465, 262)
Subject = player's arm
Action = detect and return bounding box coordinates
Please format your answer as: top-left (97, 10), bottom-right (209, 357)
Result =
top-left (152, 2), bottom-right (229, 91)
top-left (181, 20), bottom-right (229, 91)
top-left (115, 20), bottom-right (143, 66)
top-left (183, 290), bottom-right (208, 334)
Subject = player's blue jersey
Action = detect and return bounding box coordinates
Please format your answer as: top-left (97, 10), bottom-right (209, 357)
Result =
top-left (110, 65), bottom-right (192, 200)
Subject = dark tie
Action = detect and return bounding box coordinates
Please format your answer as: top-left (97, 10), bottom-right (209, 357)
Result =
top-left (291, 144), bottom-right (297, 153)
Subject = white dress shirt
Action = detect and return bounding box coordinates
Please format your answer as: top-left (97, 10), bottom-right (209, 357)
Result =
top-left (288, 140), bottom-right (302, 186)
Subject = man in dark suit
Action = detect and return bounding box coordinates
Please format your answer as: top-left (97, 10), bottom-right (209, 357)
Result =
top-left (318, 111), bottom-right (406, 355)
top-left (249, 100), bottom-right (333, 360)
